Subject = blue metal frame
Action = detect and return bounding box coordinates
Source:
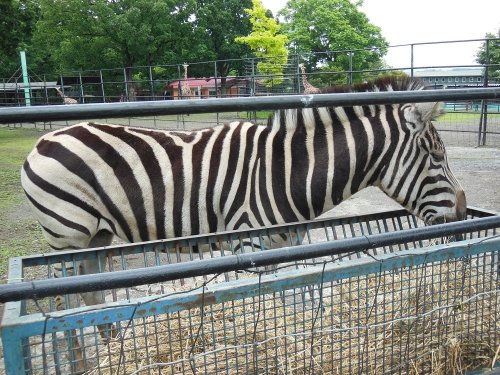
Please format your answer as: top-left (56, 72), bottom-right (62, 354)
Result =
top-left (2, 235), bottom-right (499, 374)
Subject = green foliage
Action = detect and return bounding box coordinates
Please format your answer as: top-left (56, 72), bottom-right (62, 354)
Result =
top-left (280, 0), bottom-right (388, 84)
top-left (0, 0), bottom-right (394, 92)
top-left (235, 0), bottom-right (288, 87)
top-left (191, 0), bottom-right (253, 81)
top-left (476, 30), bottom-right (500, 80)
top-left (30, 0), bottom-right (195, 74)
top-left (0, 0), bottom-right (39, 78)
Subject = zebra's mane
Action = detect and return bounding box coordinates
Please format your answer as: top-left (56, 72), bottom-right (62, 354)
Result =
top-left (267, 76), bottom-right (426, 127)
top-left (320, 75), bottom-right (425, 94)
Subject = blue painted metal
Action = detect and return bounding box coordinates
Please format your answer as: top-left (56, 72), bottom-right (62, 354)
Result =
top-left (19, 51), bottom-right (31, 107)
top-left (1, 236), bottom-right (499, 374)
top-left (1, 207), bottom-right (498, 374)
top-left (1, 258), bottom-right (27, 374)
top-left (1, 213), bottom-right (499, 303)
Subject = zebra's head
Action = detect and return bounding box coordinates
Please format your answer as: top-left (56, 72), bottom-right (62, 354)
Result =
top-left (380, 101), bottom-right (466, 225)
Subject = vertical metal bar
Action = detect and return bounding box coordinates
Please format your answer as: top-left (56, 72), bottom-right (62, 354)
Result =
top-left (481, 39), bottom-right (490, 146)
top-left (20, 51), bottom-right (31, 107)
top-left (251, 58), bottom-right (256, 97)
top-left (2, 258), bottom-right (29, 374)
top-left (1, 328), bottom-right (27, 375)
top-left (478, 39), bottom-right (490, 146)
top-left (477, 100), bottom-right (485, 147)
top-left (214, 61), bottom-right (220, 124)
top-left (123, 68), bottom-right (128, 100)
top-left (348, 51), bottom-right (353, 85)
top-left (79, 72), bottom-right (84, 104)
top-left (149, 65), bottom-right (154, 101)
top-left (410, 44), bottom-right (414, 77)
top-left (100, 69), bottom-right (106, 103)
top-left (43, 74), bottom-right (49, 106)
top-left (59, 74), bottom-right (64, 98)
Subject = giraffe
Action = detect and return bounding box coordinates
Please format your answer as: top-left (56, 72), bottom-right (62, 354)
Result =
top-left (180, 63), bottom-right (194, 99)
top-left (55, 86), bottom-right (78, 104)
top-left (299, 64), bottom-right (321, 94)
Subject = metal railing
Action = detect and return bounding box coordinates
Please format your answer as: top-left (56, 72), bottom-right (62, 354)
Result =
top-left (0, 86), bottom-right (498, 124)
top-left (1, 84), bottom-right (499, 147)
top-left (1, 39), bottom-right (499, 105)
top-left (1, 208), bottom-right (499, 374)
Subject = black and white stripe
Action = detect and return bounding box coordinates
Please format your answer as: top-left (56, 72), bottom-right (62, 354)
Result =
top-left (22, 76), bottom-right (466, 254)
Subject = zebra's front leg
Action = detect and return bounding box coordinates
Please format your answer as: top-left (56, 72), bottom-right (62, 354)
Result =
top-left (267, 230), bottom-right (321, 305)
top-left (79, 257), bottom-right (117, 342)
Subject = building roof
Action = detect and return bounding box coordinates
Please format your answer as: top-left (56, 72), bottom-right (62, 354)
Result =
top-left (0, 81), bottom-right (60, 92)
top-left (413, 68), bottom-right (483, 77)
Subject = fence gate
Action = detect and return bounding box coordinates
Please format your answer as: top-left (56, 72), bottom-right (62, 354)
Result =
top-left (1, 207), bottom-right (499, 374)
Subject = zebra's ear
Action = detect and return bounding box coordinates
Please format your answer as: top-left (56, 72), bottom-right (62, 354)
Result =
top-left (415, 102), bottom-right (445, 122)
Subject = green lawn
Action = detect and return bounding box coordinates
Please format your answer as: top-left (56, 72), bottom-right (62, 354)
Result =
top-left (0, 127), bottom-right (50, 277)
top-left (438, 111), bottom-right (500, 123)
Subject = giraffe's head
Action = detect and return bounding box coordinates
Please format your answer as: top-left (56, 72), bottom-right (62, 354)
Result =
top-left (380, 101), bottom-right (466, 224)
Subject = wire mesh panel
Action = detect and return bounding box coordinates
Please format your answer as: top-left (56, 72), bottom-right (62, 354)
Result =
top-left (1, 208), bottom-right (499, 374)
top-left (12, 207), bottom-right (495, 317)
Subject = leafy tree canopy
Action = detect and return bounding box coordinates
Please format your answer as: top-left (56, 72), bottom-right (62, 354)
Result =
top-left (190, 0), bottom-right (253, 79)
top-left (0, 0), bottom-right (39, 78)
top-left (280, 0), bottom-right (388, 83)
top-left (31, 0), bottom-right (194, 75)
top-left (1, 0), bottom-right (391, 89)
top-left (235, 0), bottom-right (289, 87)
top-left (476, 29), bottom-right (500, 80)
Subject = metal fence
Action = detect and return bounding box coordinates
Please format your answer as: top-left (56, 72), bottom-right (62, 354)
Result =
top-left (2, 39), bottom-right (500, 103)
top-left (1, 207), bottom-right (499, 374)
top-left (2, 38), bottom-right (500, 147)
top-left (2, 84), bottom-right (500, 147)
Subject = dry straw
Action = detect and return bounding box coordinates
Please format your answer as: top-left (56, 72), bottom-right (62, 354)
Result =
top-left (84, 256), bottom-right (498, 375)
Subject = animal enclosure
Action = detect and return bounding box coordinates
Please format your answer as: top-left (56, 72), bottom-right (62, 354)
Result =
top-left (1, 208), bottom-right (499, 374)
top-left (1, 82), bottom-right (500, 375)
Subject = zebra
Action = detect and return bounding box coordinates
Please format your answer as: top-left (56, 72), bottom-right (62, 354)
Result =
top-left (21, 75), bottom-right (466, 305)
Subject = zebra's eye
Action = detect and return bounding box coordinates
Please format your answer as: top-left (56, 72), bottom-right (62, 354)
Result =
top-left (431, 149), bottom-right (445, 161)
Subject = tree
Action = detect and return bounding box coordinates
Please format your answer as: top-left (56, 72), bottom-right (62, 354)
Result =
top-left (279, 0), bottom-right (388, 84)
top-left (476, 30), bottom-right (500, 81)
top-left (235, 0), bottom-right (288, 87)
top-left (30, 0), bottom-right (195, 97)
top-left (0, 0), bottom-right (39, 78)
top-left (190, 0), bottom-right (252, 93)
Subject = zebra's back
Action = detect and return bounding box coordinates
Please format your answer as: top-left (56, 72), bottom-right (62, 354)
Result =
top-left (21, 121), bottom-right (277, 249)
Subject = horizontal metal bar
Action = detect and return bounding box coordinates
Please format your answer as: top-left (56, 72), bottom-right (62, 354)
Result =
top-left (0, 215), bottom-right (499, 303)
top-left (18, 207), bottom-right (415, 267)
top-left (2, 236), bottom-right (498, 334)
top-left (1, 88), bottom-right (499, 124)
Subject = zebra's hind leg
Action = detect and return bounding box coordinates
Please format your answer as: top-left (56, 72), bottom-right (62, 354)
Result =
top-left (53, 265), bottom-right (86, 375)
top-left (53, 231), bottom-right (115, 373)
top-left (79, 230), bottom-right (117, 342)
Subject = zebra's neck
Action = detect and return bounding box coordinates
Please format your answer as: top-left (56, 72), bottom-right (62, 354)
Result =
top-left (266, 105), bottom-right (390, 221)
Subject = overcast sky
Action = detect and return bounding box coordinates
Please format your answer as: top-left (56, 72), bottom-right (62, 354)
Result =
top-left (262, 0), bottom-right (500, 69)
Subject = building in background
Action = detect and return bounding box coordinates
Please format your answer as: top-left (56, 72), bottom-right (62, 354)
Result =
top-left (413, 68), bottom-right (499, 89)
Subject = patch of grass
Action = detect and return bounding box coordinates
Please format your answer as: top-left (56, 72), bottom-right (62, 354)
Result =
top-left (0, 126), bottom-right (50, 276)
top-left (438, 111), bottom-right (500, 123)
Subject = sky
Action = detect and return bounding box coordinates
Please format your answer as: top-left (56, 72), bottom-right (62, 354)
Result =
top-left (262, 0), bottom-right (500, 69)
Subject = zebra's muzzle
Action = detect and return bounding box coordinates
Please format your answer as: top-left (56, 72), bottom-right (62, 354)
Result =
top-left (455, 189), bottom-right (467, 221)
top-left (425, 188), bottom-right (467, 226)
